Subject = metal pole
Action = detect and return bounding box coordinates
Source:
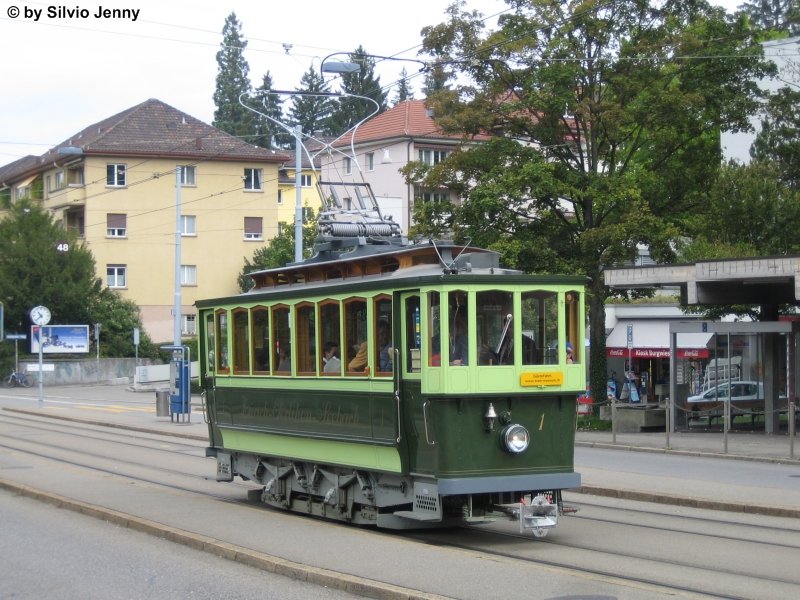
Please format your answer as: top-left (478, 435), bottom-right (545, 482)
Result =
top-left (174, 168), bottom-right (182, 346)
top-left (790, 400), bottom-right (795, 460)
top-left (294, 125), bottom-right (303, 263)
top-left (37, 327), bottom-right (43, 407)
top-left (724, 333), bottom-right (731, 454)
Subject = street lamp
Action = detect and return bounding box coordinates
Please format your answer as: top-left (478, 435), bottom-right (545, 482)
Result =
top-left (320, 52), bottom-right (429, 77)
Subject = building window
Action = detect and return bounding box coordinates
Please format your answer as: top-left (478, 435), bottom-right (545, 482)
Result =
top-left (67, 166), bottom-right (84, 186)
top-left (106, 213), bottom-right (127, 237)
top-left (181, 215), bottom-right (196, 236)
top-left (416, 187), bottom-right (450, 203)
top-left (182, 314), bottom-right (197, 336)
top-left (277, 189), bottom-right (283, 204)
top-left (244, 216), bottom-right (263, 240)
top-left (107, 265), bottom-right (126, 288)
top-left (418, 149), bottom-right (448, 166)
top-left (106, 164), bottom-right (126, 187)
top-left (51, 171), bottom-right (65, 191)
top-left (277, 221), bottom-right (286, 237)
top-left (244, 168), bottom-right (262, 191)
top-left (179, 165), bottom-right (196, 186)
top-left (181, 265), bottom-right (197, 286)
top-left (344, 157), bottom-right (352, 175)
top-left (300, 174), bottom-right (312, 187)
top-left (366, 152), bottom-right (374, 172)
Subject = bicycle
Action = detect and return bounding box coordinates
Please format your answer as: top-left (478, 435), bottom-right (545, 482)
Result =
top-left (3, 370), bottom-right (32, 388)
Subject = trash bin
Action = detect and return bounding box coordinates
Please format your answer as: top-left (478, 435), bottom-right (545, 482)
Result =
top-left (155, 390), bottom-right (170, 417)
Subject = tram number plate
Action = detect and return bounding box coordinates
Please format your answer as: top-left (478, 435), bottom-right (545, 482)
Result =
top-left (520, 372), bottom-right (564, 387)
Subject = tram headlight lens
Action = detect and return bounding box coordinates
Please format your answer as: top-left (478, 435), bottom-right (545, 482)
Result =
top-left (502, 424), bottom-right (530, 454)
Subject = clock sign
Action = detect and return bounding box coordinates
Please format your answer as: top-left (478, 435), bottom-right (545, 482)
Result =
top-left (30, 305), bottom-right (51, 326)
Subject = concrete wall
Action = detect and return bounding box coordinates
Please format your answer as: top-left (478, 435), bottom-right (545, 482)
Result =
top-left (23, 357), bottom-right (157, 386)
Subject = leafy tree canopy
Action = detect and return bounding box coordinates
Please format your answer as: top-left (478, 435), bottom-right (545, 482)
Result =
top-left (0, 202), bottom-right (157, 367)
top-left (213, 12), bottom-right (256, 141)
top-left (414, 0), bottom-right (775, 403)
top-left (290, 66), bottom-right (335, 137)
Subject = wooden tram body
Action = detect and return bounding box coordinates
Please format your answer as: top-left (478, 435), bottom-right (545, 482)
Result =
top-left (198, 235), bottom-right (586, 534)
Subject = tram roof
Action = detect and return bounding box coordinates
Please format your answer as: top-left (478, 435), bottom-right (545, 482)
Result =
top-left (196, 239), bottom-right (586, 308)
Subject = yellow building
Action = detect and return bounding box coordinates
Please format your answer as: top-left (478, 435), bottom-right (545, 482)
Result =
top-left (0, 99), bottom-right (289, 342)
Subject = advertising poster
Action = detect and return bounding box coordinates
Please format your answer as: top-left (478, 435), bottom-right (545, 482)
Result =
top-left (30, 325), bottom-right (90, 354)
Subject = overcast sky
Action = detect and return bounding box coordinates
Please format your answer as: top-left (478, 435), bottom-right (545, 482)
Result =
top-left (1, 0), bottom-right (741, 164)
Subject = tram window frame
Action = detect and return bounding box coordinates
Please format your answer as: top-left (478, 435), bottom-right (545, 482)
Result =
top-left (205, 312), bottom-right (215, 374)
top-left (374, 295), bottom-right (393, 376)
top-left (565, 290), bottom-right (581, 364)
top-left (251, 306), bottom-right (270, 374)
top-left (447, 290), bottom-right (470, 366)
top-left (215, 309), bottom-right (229, 374)
top-left (427, 292), bottom-right (441, 367)
top-left (319, 299), bottom-right (342, 376)
top-left (475, 290), bottom-right (514, 366)
top-left (344, 297), bottom-right (368, 375)
top-left (232, 308), bottom-right (250, 374)
top-left (295, 302), bottom-right (317, 375)
top-left (272, 304), bottom-right (291, 375)
top-left (404, 295), bottom-right (421, 373)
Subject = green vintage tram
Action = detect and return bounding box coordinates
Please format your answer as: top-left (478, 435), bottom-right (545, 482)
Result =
top-left (198, 182), bottom-right (585, 536)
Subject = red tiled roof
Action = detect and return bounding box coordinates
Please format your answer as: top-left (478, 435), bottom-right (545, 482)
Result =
top-left (334, 99), bottom-right (490, 147)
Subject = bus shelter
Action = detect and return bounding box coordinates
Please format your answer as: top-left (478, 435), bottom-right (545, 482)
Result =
top-left (669, 320), bottom-right (799, 434)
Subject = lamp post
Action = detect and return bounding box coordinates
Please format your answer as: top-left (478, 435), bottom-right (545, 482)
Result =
top-left (239, 91), bottom-right (381, 262)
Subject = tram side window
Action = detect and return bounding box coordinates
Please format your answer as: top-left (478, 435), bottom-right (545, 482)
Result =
top-left (565, 290), bottom-right (581, 364)
top-left (205, 313), bottom-right (215, 373)
top-left (447, 290), bottom-right (469, 366)
top-left (319, 300), bottom-right (341, 375)
top-left (404, 295), bottom-right (421, 372)
top-left (476, 291), bottom-right (513, 365)
top-left (521, 291), bottom-right (558, 364)
top-left (232, 308), bottom-right (250, 374)
top-left (345, 298), bottom-right (368, 374)
top-left (272, 305), bottom-right (291, 374)
top-left (215, 310), bottom-right (229, 373)
top-left (428, 292), bottom-right (441, 367)
top-left (295, 303), bottom-right (316, 375)
top-left (374, 296), bottom-right (393, 375)
top-left (251, 307), bottom-right (269, 373)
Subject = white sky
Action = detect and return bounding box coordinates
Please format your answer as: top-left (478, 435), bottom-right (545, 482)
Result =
top-left (1, 0), bottom-right (741, 164)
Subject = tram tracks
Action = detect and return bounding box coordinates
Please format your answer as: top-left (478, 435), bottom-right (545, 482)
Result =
top-left (2, 410), bottom-right (799, 599)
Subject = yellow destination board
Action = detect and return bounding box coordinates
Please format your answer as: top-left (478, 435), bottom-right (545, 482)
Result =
top-left (520, 371), bottom-right (564, 387)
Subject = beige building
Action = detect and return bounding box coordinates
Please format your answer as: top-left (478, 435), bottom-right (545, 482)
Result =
top-left (0, 99), bottom-right (289, 342)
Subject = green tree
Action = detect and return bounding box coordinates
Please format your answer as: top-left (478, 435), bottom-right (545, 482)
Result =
top-left (750, 86), bottom-right (800, 190)
top-left (251, 71), bottom-right (289, 149)
top-left (212, 12), bottom-right (256, 140)
top-left (414, 0), bottom-right (774, 404)
top-left (0, 202), bottom-right (156, 366)
top-left (289, 66), bottom-right (335, 137)
top-left (394, 68), bottom-right (414, 104)
top-left (736, 0), bottom-right (799, 34)
top-left (327, 46), bottom-right (389, 133)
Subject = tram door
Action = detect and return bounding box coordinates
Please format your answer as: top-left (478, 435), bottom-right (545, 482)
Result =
top-left (398, 291), bottom-right (436, 472)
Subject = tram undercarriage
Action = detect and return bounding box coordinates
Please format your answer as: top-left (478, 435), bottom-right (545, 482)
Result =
top-left (212, 450), bottom-right (565, 535)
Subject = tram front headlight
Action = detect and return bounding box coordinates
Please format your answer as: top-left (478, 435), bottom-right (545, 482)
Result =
top-left (501, 424), bottom-right (530, 454)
